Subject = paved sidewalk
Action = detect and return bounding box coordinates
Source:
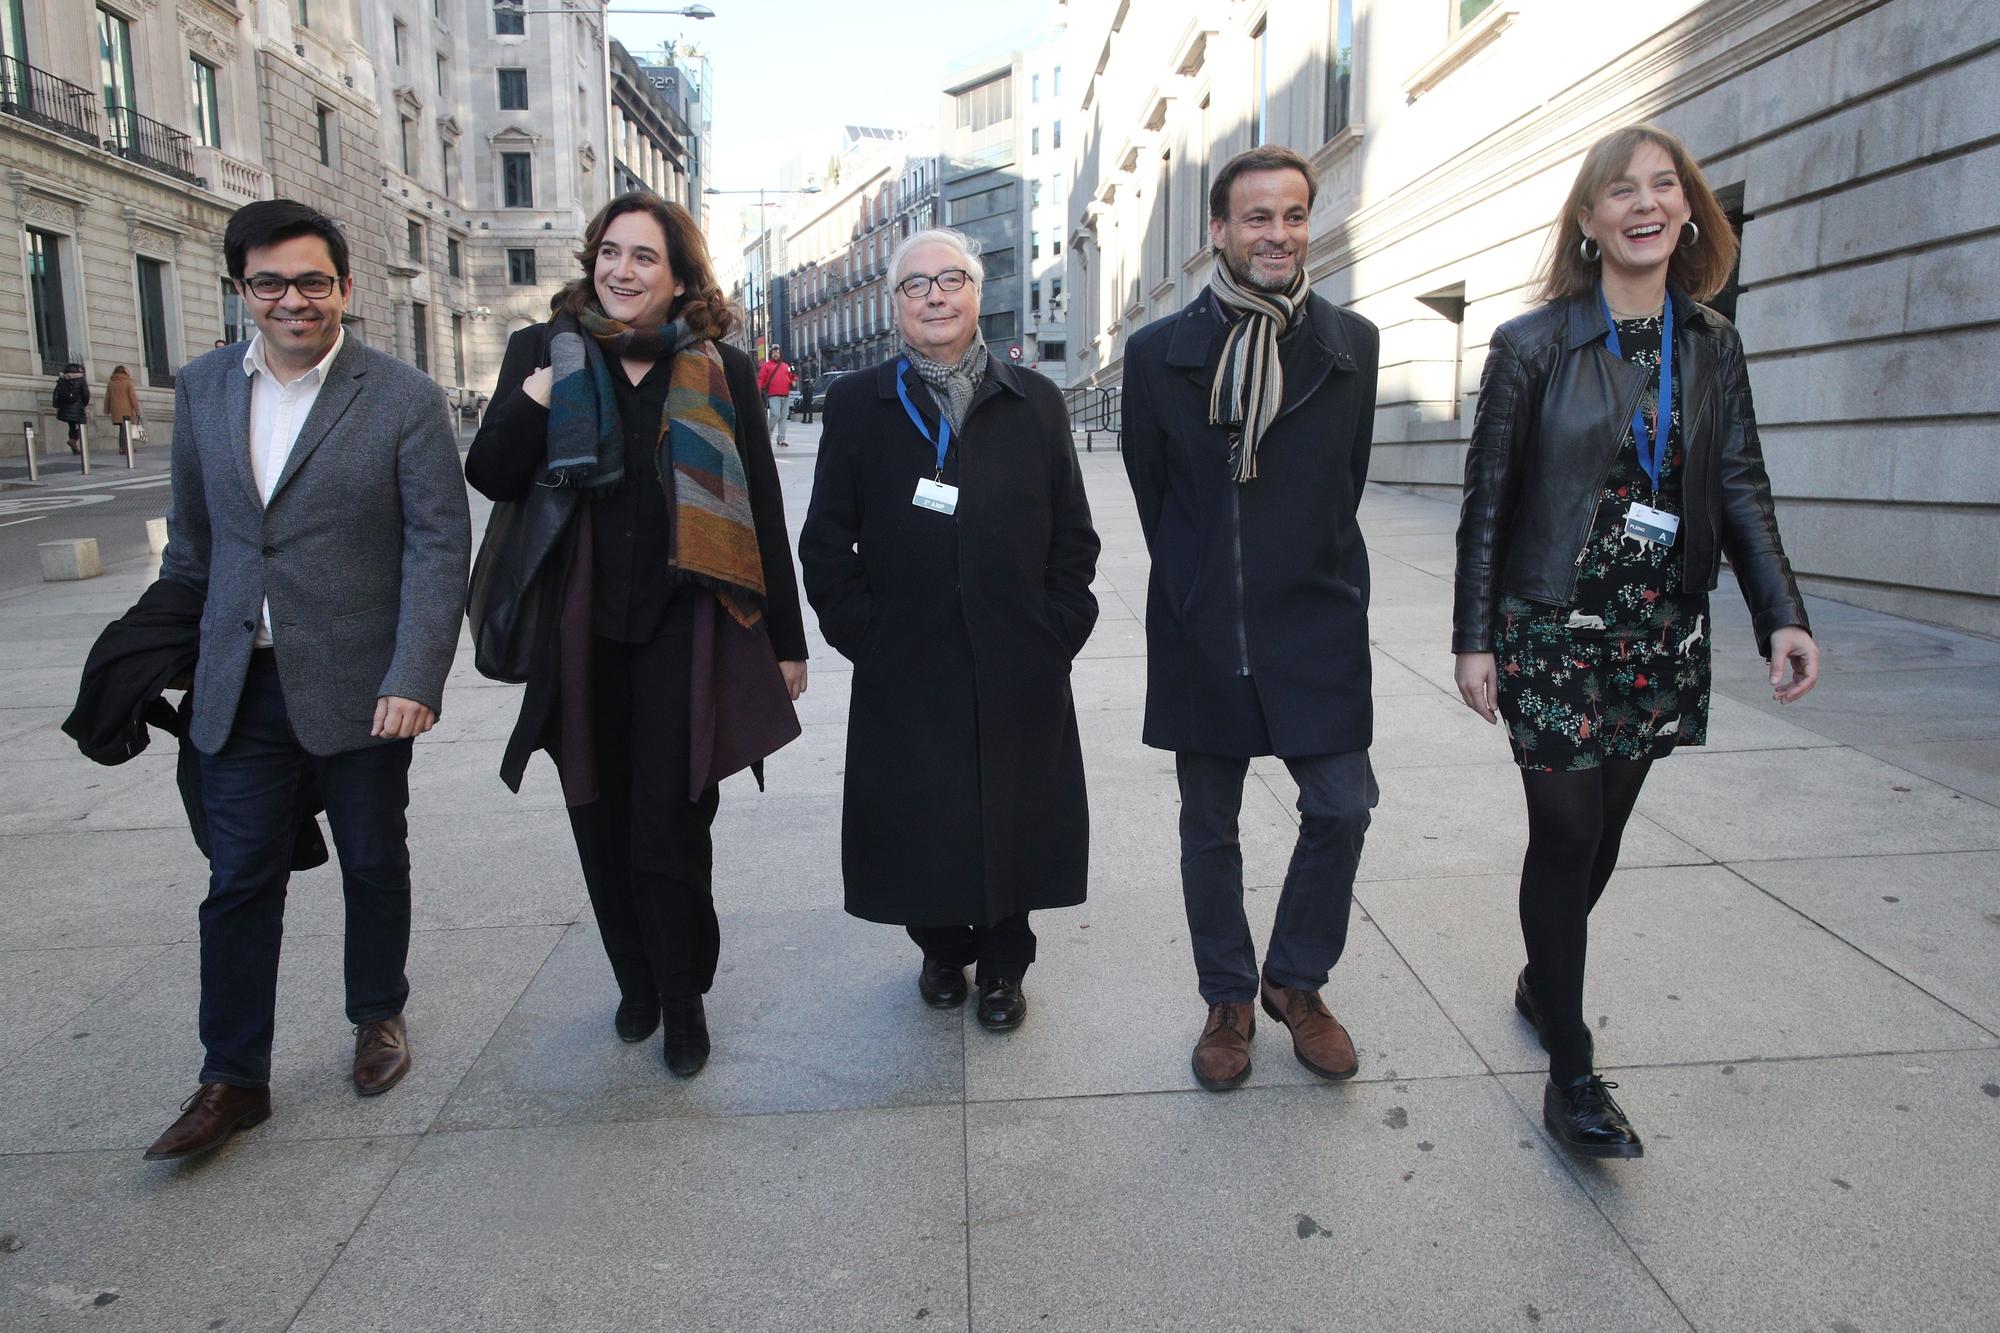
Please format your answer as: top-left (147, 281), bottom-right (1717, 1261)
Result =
top-left (1, 418), bottom-right (1996, 1330)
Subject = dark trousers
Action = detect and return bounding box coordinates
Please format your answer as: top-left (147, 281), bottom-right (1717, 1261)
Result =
top-left (566, 618), bottom-right (722, 1003)
top-left (195, 652), bottom-right (414, 1087)
top-left (907, 912), bottom-right (1037, 985)
top-left (1175, 750), bottom-right (1377, 1005)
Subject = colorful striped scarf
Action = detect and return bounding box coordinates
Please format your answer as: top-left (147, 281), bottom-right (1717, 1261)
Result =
top-left (545, 307), bottom-right (765, 626)
top-left (1207, 260), bottom-right (1308, 483)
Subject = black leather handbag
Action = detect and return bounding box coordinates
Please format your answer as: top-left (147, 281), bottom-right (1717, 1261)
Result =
top-left (466, 486), bottom-right (575, 684)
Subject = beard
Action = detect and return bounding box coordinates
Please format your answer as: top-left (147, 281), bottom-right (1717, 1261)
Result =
top-left (1223, 245), bottom-right (1299, 292)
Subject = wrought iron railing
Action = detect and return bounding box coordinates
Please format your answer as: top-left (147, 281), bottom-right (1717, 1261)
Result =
top-left (0, 55), bottom-right (101, 148)
top-left (1063, 382), bottom-right (1122, 452)
top-left (39, 349), bottom-right (87, 376)
top-left (104, 105), bottom-right (200, 184)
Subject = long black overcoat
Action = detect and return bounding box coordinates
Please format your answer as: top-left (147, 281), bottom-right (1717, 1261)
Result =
top-left (799, 356), bottom-right (1100, 927)
top-left (1121, 290), bottom-right (1381, 758)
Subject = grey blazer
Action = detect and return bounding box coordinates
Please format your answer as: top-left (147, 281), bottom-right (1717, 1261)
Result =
top-left (160, 335), bottom-right (472, 756)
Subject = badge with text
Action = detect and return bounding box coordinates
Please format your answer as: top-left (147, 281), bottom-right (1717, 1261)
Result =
top-left (912, 478), bottom-right (959, 515)
top-left (1624, 501), bottom-right (1680, 547)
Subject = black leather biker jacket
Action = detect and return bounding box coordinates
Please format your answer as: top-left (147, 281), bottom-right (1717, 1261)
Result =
top-left (1453, 289), bottom-right (1808, 658)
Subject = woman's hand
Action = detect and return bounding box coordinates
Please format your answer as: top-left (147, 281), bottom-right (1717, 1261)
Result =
top-left (779, 660), bottom-right (808, 702)
top-left (522, 364), bottom-right (554, 407)
top-left (1455, 651), bottom-right (1499, 724)
top-left (1768, 626), bottom-right (1820, 704)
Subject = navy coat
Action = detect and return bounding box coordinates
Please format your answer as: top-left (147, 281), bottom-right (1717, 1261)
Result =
top-left (1121, 290), bottom-right (1380, 758)
top-left (799, 356), bottom-right (1100, 927)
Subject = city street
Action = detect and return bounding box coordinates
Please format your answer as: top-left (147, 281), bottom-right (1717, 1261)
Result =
top-left (1, 420), bottom-right (1996, 1330)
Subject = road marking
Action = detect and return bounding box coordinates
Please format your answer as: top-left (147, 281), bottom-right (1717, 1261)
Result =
top-left (0, 515), bottom-right (47, 529)
top-left (0, 494), bottom-right (116, 516)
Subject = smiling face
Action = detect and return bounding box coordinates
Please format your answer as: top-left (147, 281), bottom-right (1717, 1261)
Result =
top-left (1210, 168), bottom-right (1311, 292)
top-left (1579, 140), bottom-right (1690, 288)
top-left (240, 233), bottom-right (350, 375)
top-left (895, 240), bottom-right (981, 363)
top-left (593, 209), bottom-right (684, 328)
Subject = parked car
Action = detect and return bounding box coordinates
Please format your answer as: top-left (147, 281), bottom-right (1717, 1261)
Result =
top-left (807, 369), bottom-right (850, 415)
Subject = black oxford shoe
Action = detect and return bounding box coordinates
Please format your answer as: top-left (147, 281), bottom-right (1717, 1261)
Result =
top-left (1543, 1075), bottom-right (1644, 1159)
top-left (918, 958), bottom-right (968, 1008)
top-left (975, 978), bottom-right (1027, 1032)
top-left (1515, 966), bottom-right (1593, 1064)
top-left (615, 996), bottom-right (660, 1044)
top-left (662, 996), bottom-right (710, 1077)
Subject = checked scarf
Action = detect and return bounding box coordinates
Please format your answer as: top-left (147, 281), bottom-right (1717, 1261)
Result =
top-left (545, 306), bottom-right (767, 626)
top-left (899, 333), bottom-right (990, 432)
top-left (1208, 259), bottom-right (1308, 483)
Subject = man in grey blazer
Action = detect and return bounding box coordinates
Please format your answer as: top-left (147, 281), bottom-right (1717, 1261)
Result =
top-left (144, 200), bottom-right (470, 1162)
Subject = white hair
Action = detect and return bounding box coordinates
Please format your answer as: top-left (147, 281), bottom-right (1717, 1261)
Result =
top-left (889, 227), bottom-right (984, 292)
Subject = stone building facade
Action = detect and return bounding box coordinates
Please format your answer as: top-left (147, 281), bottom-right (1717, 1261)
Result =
top-left (1065, 0), bottom-right (2000, 635)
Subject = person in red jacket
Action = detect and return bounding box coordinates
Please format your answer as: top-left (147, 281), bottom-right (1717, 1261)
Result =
top-left (757, 346), bottom-right (795, 446)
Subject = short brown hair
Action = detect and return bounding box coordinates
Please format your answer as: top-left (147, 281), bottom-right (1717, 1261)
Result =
top-left (552, 191), bottom-right (739, 339)
top-left (1208, 145), bottom-right (1318, 221)
top-left (1535, 124), bottom-right (1739, 305)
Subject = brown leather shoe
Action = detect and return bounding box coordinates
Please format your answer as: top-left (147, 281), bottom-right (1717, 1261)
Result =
top-left (1259, 977), bottom-right (1358, 1081)
top-left (352, 1015), bottom-right (412, 1096)
top-left (143, 1083), bottom-right (271, 1161)
top-left (1191, 1002), bottom-right (1255, 1091)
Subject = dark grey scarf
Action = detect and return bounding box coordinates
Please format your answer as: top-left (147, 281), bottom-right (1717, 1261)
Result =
top-left (900, 335), bottom-right (989, 431)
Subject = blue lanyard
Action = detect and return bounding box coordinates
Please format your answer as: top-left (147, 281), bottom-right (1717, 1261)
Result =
top-left (1599, 287), bottom-right (1673, 494)
top-left (894, 359), bottom-right (950, 479)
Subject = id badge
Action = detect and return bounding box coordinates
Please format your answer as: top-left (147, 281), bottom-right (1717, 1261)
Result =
top-left (1625, 501), bottom-right (1680, 547)
top-left (912, 478), bottom-right (959, 515)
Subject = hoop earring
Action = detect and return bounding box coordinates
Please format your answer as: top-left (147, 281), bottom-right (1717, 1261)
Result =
top-left (1579, 235), bottom-right (1601, 263)
top-left (1679, 221), bottom-right (1700, 250)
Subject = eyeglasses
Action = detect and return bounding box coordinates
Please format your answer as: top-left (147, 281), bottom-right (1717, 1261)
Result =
top-left (242, 272), bottom-right (341, 300)
top-left (895, 269), bottom-right (973, 299)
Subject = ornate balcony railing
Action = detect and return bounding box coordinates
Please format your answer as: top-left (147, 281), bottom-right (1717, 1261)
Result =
top-left (104, 105), bottom-right (201, 185)
top-left (0, 55), bottom-right (101, 148)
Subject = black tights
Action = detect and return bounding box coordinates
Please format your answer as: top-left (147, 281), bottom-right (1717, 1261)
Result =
top-left (1517, 758), bottom-right (1653, 1084)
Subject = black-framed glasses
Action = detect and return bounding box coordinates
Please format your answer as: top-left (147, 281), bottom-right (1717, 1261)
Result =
top-left (896, 269), bottom-right (973, 299)
top-left (242, 272), bottom-right (342, 300)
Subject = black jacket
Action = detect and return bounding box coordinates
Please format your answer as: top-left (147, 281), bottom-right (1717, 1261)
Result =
top-left (53, 374), bottom-right (90, 424)
top-left (1122, 290), bottom-right (1381, 759)
top-left (63, 578), bottom-right (328, 870)
top-left (465, 324), bottom-right (808, 792)
top-left (1454, 290), bottom-right (1808, 657)
top-left (799, 356), bottom-right (1099, 927)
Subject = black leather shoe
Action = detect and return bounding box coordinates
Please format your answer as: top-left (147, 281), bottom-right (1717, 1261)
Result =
top-left (662, 996), bottom-right (709, 1077)
top-left (615, 996), bottom-right (660, 1044)
top-left (918, 958), bottom-right (968, 1008)
top-left (975, 978), bottom-right (1026, 1031)
top-left (1515, 966), bottom-right (1594, 1064)
top-left (1543, 1075), bottom-right (1644, 1159)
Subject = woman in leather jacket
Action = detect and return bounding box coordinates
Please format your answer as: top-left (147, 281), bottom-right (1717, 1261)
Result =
top-left (1452, 125), bottom-right (1820, 1159)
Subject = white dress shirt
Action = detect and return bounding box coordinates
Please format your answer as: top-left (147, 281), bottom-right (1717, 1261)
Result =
top-left (242, 328), bottom-right (345, 645)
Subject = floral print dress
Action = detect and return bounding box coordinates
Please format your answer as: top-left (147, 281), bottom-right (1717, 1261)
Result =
top-left (1493, 313), bottom-right (1712, 772)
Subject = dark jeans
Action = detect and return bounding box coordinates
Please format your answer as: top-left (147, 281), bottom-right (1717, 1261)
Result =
top-left (907, 912), bottom-right (1037, 985)
top-left (567, 614), bottom-right (723, 1004)
top-left (1175, 750), bottom-right (1377, 1005)
top-left (195, 652), bottom-right (414, 1087)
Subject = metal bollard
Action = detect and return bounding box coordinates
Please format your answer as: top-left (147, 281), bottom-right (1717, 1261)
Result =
top-left (77, 422), bottom-right (90, 475)
top-left (21, 421), bottom-right (37, 483)
top-left (118, 419), bottom-right (135, 468)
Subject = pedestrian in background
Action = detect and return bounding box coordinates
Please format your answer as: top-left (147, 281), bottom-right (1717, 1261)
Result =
top-left (799, 226), bottom-right (1099, 1031)
top-left (796, 369), bottom-right (815, 424)
top-left (104, 365), bottom-right (142, 444)
top-left (144, 199), bottom-right (471, 1162)
top-left (466, 192), bottom-right (808, 1079)
top-left (758, 344), bottom-right (794, 446)
top-left (1121, 145), bottom-right (1382, 1094)
top-left (1453, 124), bottom-right (1820, 1159)
top-left (53, 362), bottom-right (89, 454)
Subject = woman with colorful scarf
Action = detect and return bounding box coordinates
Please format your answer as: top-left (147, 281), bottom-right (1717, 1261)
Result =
top-left (466, 193), bottom-right (809, 1078)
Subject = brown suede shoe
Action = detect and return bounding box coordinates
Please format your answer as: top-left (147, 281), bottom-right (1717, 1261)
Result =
top-left (1191, 1002), bottom-right (1255, 1091)
top-left (352, 1015), bottom-right (412, 1096)
top-left (143, 1083), bottom-right (271, 1161)
top-left (1259, 977), bottom-right (1358, 1081)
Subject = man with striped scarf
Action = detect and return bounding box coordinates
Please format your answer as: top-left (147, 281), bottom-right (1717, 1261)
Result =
top-left (1120, 146), bottom-right (1383, 1096)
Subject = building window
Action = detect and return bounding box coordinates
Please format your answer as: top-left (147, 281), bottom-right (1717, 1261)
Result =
top-left (497, 68), bottom-right (527, 110)
top-left (392, 19), bottom-right (407, 66)
top-left (436, 54), bottom-right (448, 97)
top-left (1452, 0), bottom-right (1496, 34)
top-left (502, 151), bottom-right (533, 206)
top-left (1327, 0), bottom-right (1354, 139)
top-left (451, 311), bottom-right (465, 383)
top-left (136, 256), bottom-right (174, 386)
top-left (315, 103), bottom-right (335, 165)
top-left (98, 6), bottom-right (136, 145)
top-left (1031, 127), bottom-right (1040, 155)
top-left (410, 301), bottom-right (429, 373)
top-left (219, 275), bottom-right (244, 343)
top-left (407, 218), bottom-right (424, 262)
top-left (441, 136), bottom-right (456, 193)
top-left (1053, 236), bottom-right (1061, 256)
top-left (189, 57), bottom-right (221, 148)
top-left (981, 246), bottom-right (1017, 282)
top-left (1032, 230), bottom-right (1041, 260)
top-left (1052, 119), bottom-right (1062, 149)
top-left (295, 0), bottom-right (309, 28)
top-left (1053, 65), bottom-right (1062, 96)
top-left (1039, 339), bottom-right (1065, 362)
top-left (1251, 19), bottom-right (1268, 146)
top-left (979, 311), bottom-right (1017, 342)
top-left (2, 0), bottom-right (25, 63)
top-left (446, 236), bottom-right (462, 277)
top-left (1030, 179), bottom-right (1042, 207)
top-left (1031, 282), bottom-right (1041, 316)
top-left (1030, 73), bottom-right (1040, 104)
top-left (400, 115), bottom-right (416, 174)
top-left (494, 2), bottom-right (524, 35)
top-left (507, 248), bottom-right (537, 284)
top-left (1159, 149), bottom-right (1173, 280)
top-left (954, 74), bottom-right (1012, 133)
top-left (1198, 97), bottom-right (1212, 218)
top-left (27, 228), bottom-right (75, 374)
